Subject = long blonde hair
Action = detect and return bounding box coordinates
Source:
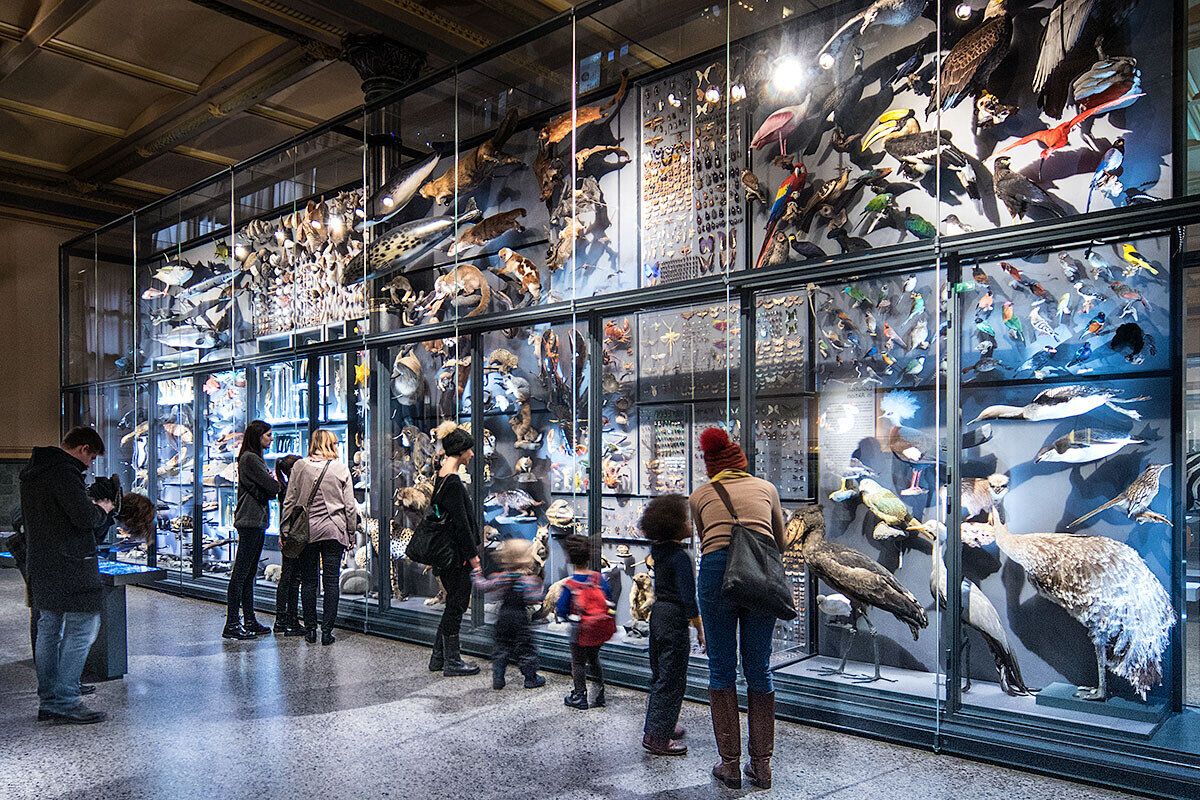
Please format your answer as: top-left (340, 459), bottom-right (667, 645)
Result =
top-left (309, 428), bottom-right (340, 460)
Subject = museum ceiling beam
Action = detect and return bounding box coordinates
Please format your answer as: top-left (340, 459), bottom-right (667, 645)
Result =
top-left (69, 36), bottom-right (338, 185)
top-left (0, 0), bottom-right (103, 84)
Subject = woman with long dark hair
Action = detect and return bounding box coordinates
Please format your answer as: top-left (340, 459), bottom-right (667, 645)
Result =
top-left (224, 419), bottom-right (279, 640)
top-left (428, 426), bottom-right (481, 676)
top-left (689, 428), bottom-right (787, 789)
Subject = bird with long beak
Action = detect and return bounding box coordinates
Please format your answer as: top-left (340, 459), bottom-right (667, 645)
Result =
top-left (1035, 428), bottom-right (1143, 464)
top-left (863, 109), bottom-right (979, 199)
top-left (969, 385), bottom-right (1146, 425)
top-left (1068, 464), bottom-right (1171, 528)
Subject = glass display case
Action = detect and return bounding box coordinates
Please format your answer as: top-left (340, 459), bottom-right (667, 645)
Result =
top-left (56, 0), bottom-right (1200, 795)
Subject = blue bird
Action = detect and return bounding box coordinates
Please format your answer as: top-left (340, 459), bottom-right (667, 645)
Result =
top-left (1087, 138), bottom-right (1124, 213)
top-left (1067, 342), bottom-right (1092, 368)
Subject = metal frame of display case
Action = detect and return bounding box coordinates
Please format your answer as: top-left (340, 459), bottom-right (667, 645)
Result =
top-left (55, 0), bottom-right (1200, 796)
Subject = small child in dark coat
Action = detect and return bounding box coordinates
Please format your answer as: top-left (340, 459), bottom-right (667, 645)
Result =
top-left (641, 494), bottom-right (704, 756)
top-left (558, 534), bottom-right (613, 710)
top-left (471, 538), bottom-right (546, 690)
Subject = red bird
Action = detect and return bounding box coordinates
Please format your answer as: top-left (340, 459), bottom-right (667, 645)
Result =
top-left (993, 93), bottom-right (1144, 165)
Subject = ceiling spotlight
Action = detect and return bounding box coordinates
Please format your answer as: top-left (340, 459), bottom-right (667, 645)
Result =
top-left (955, 2), bottom-right (972, 19)
top-left (310, 219), bottom-right (322, 229)
top-left (233, 244), bottom-right (246, 259)
top-left (818, 52), bottom-right (835, 71)
top-left (774, 56), bottom-right (805, 90)
top-left (274, 230), bottom-right (285, 242)
top-left (705, 87), bottom-right (721, 104)
top-left (730, 84), bottom-right (747, 102)
top-left (354, 207), bottom-right (365, 218)
top-left (328, 216), bottom-right (343, 234)
top-left (381, 196), bottom-right (395, 208)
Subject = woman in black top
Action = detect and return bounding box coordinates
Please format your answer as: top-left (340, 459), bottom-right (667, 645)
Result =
top-left (271, 454), bottom-right (304, 637)
top-left (428, 426), bottom-right (481, 676)
top-left (641, 494), bottom-right (705, 756)
top-left (224, 420), bottom-right (280, 640)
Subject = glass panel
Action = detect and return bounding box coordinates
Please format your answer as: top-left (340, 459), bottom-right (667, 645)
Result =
top-left (253, 357), bottom-right (310, 582)
top-left (97, 383), bottom-right (147, 565)
top-left (95, 221), bottom-right (135, 380)
top-left (198, 369), bottom-right (246, 580)
top-left (63, 236), bottom-right (95, 385)
top-left (150, 376), bottom-right (197, 583)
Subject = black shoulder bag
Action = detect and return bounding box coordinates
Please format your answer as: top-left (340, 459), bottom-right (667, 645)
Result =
top-left (405, 476), bottom-right (457, 571)
top-left (281, 461), bottom-right (331, 559)
top-left (711, 481), bottom-right (796, 621)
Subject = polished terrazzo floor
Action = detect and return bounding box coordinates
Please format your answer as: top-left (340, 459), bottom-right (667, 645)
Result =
top-left (0, 569), bottom-right (1141, 800)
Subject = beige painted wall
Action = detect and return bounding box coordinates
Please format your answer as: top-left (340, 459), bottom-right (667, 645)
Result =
top-left (0, 216), bottom-right (82, 459)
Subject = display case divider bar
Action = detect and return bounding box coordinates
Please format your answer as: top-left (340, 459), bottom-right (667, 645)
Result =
top-left (146, 381), bottom-right (159, 568)
top-left (469, 330), bottom-right (485, 630)
top-left (58, 247), bottom-right (68, 388)
top-left (191, 376), bottom-right (204, 579)
top-left (1168, 226), bottom-right (1185, 713)
top-left (1171, 0), bottom-right (1186, 200)
top-left (588, 312), bottom-right (603, 568)
top-left (739, 286), bottom-right (754, 467)
top-left (370, 346), bottom-right (391, 612)
top-left (945, 253), bottom-right (964, 719)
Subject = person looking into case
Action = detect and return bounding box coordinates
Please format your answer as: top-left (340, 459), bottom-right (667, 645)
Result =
top-left (690, 427), bottom-right (787, 789)
top-left (470, 537), bottom-right (546, 690)
top-left (271, 454), bottom-right (305, 637)
top-left (428, 426), bottom-right (481, 676)
top-left (558, 534), bottom-right (614, 710)
top-left (283, 429), bottom-right (356, 646)
top-left (224, 420), bottom-right (279, 640)
top-left (20, 426), bottom-right (115, 725)
top-left (640, 493), bottom-right (705, 756)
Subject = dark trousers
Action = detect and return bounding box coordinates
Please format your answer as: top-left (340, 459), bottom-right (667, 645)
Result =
top-left (570, 642), bottom-right (604, 694)
top-left (644, 600), bottom-right (690, 738)
top-left (300, 540), bottom-right (343, 633)
top-left (275, 555), bottom-right (301, 621)
top-left (436, 566), bottom-right (472, 638)
top-left (226, 526), bottom-right (265, 624)
top-left (494, 601), bottom-right (538, 677)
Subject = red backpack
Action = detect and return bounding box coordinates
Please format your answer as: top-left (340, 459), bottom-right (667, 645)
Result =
top-left (565, 572), bottom-right (616, 646)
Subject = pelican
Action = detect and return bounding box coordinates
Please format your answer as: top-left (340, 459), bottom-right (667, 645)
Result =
top-left (985, 515), bottom-right (1175, 701)
top-left (790, 505), bottom-right (930, 683)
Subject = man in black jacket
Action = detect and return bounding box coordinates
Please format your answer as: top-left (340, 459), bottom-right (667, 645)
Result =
top-left (20, 426), bottom-right (114, 725)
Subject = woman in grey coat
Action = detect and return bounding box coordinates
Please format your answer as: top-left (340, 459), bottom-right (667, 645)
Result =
top-left (282, 429), bottom-right (357, 645)
top-left (225, 420), bottom-right (279, 640)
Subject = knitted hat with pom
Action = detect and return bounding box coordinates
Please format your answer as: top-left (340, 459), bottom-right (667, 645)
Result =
top-left (699, 427), bottom-right (747, 478)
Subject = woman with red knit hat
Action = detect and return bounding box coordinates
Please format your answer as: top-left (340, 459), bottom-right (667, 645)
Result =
top-left (690, 427), bottom-right (787, 790)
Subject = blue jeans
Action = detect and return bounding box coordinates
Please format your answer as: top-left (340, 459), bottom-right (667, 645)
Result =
top-left (35, 610), bottom-right (101, 714)
top-left (698, 548), bottom-right (775, 693)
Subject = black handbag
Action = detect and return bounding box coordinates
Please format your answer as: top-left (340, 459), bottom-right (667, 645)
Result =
top-left (280, 461), bottom-right (331, 559)
top-left (405, 476), bottom-right (457, 571)
top-left (711, 481), bottom-right (797, 621)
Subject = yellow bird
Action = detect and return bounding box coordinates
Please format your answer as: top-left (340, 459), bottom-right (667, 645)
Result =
top-left (1120, 244), bottom-right (1159, 276)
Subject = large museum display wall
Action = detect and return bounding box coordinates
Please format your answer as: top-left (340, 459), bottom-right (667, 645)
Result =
top-left (59, 1), bottom-right (1200, 796)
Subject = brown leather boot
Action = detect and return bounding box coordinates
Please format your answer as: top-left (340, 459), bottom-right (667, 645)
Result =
top-left (744, 690), bottom-right (775, 789)
top-left (708, 687), bottom-right (742, 789)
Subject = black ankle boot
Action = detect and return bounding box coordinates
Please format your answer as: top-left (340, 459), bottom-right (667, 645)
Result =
top-left (321, 630), bottom-right (335, 646)
top-left (283, 616), bottom-right (306, 637)
top-left (523, 673), bottom-right (546, 689)
top-left (429, 631), bottom-right (445, 672)
top-left (591, 687), bottom-right (606, 708)
top-left (304, 627), bottom-right (317, 644)
top-left (244, 617), bottom-right (271, 635)
top-left (222, 622), bottom-right (255, 640)
top-left (564, 689), bottom-right (588, 709)
top-left (493, 662), bottom-right (506, 690)
top-left (441, 635), bottom-right (480, 676)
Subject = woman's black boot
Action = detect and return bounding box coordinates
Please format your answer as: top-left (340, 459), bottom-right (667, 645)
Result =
top-left (441, 635), bottom-right (480, 676)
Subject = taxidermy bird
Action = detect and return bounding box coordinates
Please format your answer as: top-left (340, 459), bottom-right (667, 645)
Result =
top-left (1072, 37), bottom-right (1141, 114)
top-left (1035, 427), bottom-right (1143, 464)
top-left (992, 156), bottom-right (1068, 220)
top-left (790, 505), bottom-right (930, 683)
top-left (817, 0), bottom-right (929, 67)
top-left (928, 0), bottom-right (1013, 116)
top-left (987, 515), bottom-right (1174, 701)
top-left (969, 385), bottom-right (1145, 424)
top-left (801, 49), bottom-right (867, 156)
top-left (855, 478), bottom-right (918, 538)
top-left (754, 163), bottom-right (808, 270)
top-left (959, 474), bottom-right (1010, 519)
top-left (1033, 1), bottom-right (1140, 118)
top-left (878, 389), bottom-right (920, 426)
top-left (1087, 138), bottom-right (1124, 213)
top-left (862, 109), bottom-right (979, 199)
top-left (917, 521), bottom-right (1034, 696)
top-left (991, 94), bottom-right (1141, 176)
top-left (1067, 464), bottom-right (1171, 528)
top-left (751, 93), bottom-right (827, 154)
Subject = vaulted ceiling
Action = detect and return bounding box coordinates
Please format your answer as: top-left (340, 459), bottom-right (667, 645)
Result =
top-left (0, 0), bottom-right (573, 228)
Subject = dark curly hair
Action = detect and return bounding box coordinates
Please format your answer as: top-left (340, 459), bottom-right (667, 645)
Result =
top-left (561, 534), bottom-right (592, 568)
top-left (640, 494), bottom-right (690, 541)
top-left (115, 492), bottom-right (156, 541)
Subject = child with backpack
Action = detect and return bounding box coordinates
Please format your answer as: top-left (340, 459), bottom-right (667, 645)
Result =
top-left (640, 494), bottom-right (704, 756)
top-left (471, 538), bottom-right (546, 690)
top-left (557, 534), bottom-right (615, 709)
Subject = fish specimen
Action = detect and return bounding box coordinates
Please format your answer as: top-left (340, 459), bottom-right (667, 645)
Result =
top-left (343, 199), bottom-right (483, 284)
top-left (1068, 464), bottom-right (1170, 528)
top-left (484, 489), bottom-right (543, 517)
top-left (817, 0), bottom-right (929, 66)
top-left (754, 163), bottom-right (807, 270)
top-left (790, 505), bottom-right (929, 683)
top-left (992, 94), bottom-right (1140, 175)
top-left (862, 109), bottom-right (979, 198)
top-left (970, 385), bottom-right (1145, 424)
top-left (1119, 243), bottom-right (1158, 276)
top-left (1109, 322), bottom-right (1155, 363)
top-left (992, 156), bottom-right (1068, 219)
top-left (153, 262), bottom-right (193, 286)
top-left (1034, 1), bottom-right (1138, 117)
top-left (539, 70), bottom-right (629, 145)
top-left (987, 517), bottom-right (1174, 701)
top-left (421, 109), bottom-right (523, 205)
top-left (1035, 427), bottom-right (1143, 464)
top-left (928, 0), bottom-right (1013, 115)
top-left (445, 208), bottom-right (526, 256)
top-left (495, 247), bottom-right (541, 304)
top-left (360, 153), bottom-right (440, 229)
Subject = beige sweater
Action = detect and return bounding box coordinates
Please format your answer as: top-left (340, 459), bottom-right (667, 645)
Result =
top-left (281, 456), bottom-right (357, 549)
top-left (689, 475), bottom-right (787, 556)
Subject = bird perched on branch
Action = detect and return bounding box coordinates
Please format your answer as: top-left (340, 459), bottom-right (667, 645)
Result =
top-left (754, 163), bottom-right (807, 270)
top-left (928, 0), bottom-right (1013, 117)
top-left (992, 156), bottom-right (1068, 220)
